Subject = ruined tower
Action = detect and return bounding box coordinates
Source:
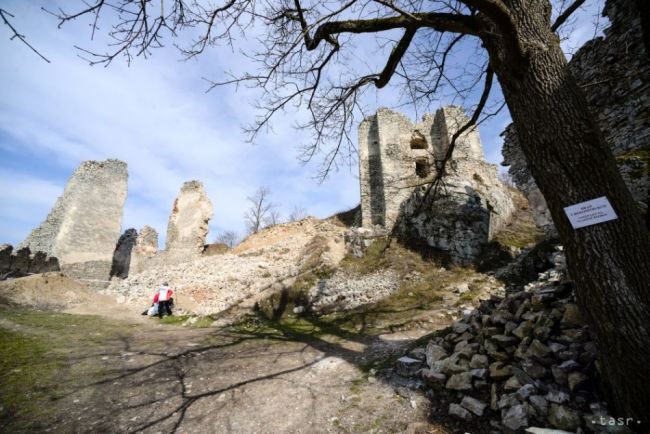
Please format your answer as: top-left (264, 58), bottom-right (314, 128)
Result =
top-left (358, 106), bottom-right (515, 263)
top-left (20, 159), bottom-right (128, 284)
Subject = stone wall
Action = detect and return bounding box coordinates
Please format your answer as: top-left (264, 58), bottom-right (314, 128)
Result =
top-left (0, 244), bottom-right (60, 278)
top-left (110, 228), bottom-right (137, 278)
top-left (358, 106), bottom-right (515, 263)
top-left (128, 225), bottom-right (158, 275)
top-left (164, 180), bottom-right (213, 263)
top-left (501, 0), bottom-right (649, 234)
top-left (120, 182), bottom-right (212, 277)
top-left (19, 159), bottom-right (128, 285)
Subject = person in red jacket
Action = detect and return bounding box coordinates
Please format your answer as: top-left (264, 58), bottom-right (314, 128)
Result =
top-left (155, 282), bottom-right (174, 318)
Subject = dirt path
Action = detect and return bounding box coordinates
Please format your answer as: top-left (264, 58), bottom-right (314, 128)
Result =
top-left (1, 307), bottom-right (449, 434)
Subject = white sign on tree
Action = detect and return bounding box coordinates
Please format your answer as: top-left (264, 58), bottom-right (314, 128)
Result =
top-left (564, 196), bottom-right (618, 229)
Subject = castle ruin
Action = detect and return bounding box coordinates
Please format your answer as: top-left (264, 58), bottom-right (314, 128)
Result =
top-left (19, 159), bottom-right (128, 284)
top-left (359, 106), bottom-right (516, 263)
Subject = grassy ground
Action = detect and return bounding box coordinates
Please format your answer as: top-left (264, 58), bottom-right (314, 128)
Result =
top-left (0, 306), bottom-right (138, 432)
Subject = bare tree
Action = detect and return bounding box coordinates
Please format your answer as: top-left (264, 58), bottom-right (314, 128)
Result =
top-left (244, 186), bottom-right (276, 234)
top-left (214, 230), bottom-right (240, 248)
top-left (1, 8), bottom-right (50, 63)
top-left (264, 209), bottom-right (283, 227)
top-left (39, 0), bottom-right (650, 425)
top-left (288, 205), bottom-right (308, 222)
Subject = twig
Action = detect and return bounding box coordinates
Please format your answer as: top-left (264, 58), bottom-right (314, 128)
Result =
top-left (0, 8), bottom-right (50, 63)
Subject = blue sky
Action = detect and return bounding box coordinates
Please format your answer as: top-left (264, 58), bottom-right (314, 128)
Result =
top-left (0, 0), bottom-right (604, 247)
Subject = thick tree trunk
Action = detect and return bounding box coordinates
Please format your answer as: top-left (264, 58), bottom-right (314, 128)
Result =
top-left (482, 1), bottom-right (650, 429)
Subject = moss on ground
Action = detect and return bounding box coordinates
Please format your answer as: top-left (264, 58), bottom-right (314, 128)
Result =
top-left (0, 307), bottom-right (135, 432)
top-left (0, 328), bottom-right (59, 431)
top-left (158, 314), bottom-right (215, 328)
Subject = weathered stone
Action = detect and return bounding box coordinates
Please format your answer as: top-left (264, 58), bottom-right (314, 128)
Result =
top-left (561, 304), bottom-right (584, 328)
top-left (490, 361), bottom-right (513, 380)
top-left (504, 375), bottom-right (522, 391)
top-left (492, 334), bottom-right (519, 347)
top-left (10, 247), bottom-right (31, 274)
top-left (426, 342), bottom-right (448, 367)
top-left (548, 404), bottom-right (581, 431)
top-left (359, 106), bottom-right (516, 264)
top-left (433, 353), bottom-right (469, 375)
top-left (0, 244), bottom-right (13, 274)
top-left (567, 372), bottom-right (588, 392)
top-left (471, 368), bottom-right (489, 380)
top-left (396, 356), bottom-right (423, 377)
top-left (522, 359), bottom-right (547, 379)
top-left (529, 395), bottom-right (549, 417)
top-left (517, 384), bottom-right (537, 401)
top-left (551, 365), bottom-right (568, 387)
top-left (449, 403), bottom-right (473, 421)
top-left (446, 372), bottom-right (473, 391)
top-left (533, 326), bottom-right (552, 342)
top-left (19, 159), bottom-right (128, 285)
top-left (545, 390), bottom-right (570, 404)
top-left (128, 225), bottom-right (158, 275)
top-left (498, 393), bottom-right (520, 410)
top-left (527, 340), bottom-right (553, 363)
top-left (461, 396), bottom-right (488, 416)
top-left (502, 404), bottom-right (529, 430)
top-left (110, 228), bottom-right (137, 279)
top-left (452, 322), bottom-right (471, 334)
top-left (165, 180), bottom-right (213, 260)
top-left (420, 369), bottom-right (447, 388)
top-left (483, 326), bottom-right (502, 336)
top-left (470, 354), bottom-right (489, 369)
top-left (490, 383), bottom-right (499, 411)
top-left (485, 339), bottom-right (510, 361)
top-left (513, 321), bottom-right (534, 339)
top-left (548, 342), bottom-right (567, 354)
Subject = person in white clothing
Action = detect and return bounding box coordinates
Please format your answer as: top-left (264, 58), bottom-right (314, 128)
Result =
top-left (156, 282), bottom-right (174, 318)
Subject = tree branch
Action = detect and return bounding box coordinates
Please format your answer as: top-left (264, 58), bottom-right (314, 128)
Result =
top-left (552, 0), bottom-right (586, 32)
top-left (0, 8), bottom-right (50, 63)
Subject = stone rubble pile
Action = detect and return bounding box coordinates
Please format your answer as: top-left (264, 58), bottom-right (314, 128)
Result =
top-left (307, 269), bottom-right (399, 314)
top-left (395, 248), bottom-right (630, 433)
top-left (105, 218), bottom-right (346, 315)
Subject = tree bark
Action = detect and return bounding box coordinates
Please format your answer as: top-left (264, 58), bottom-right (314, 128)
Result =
top-left (482, 1), bottom-right (650, 429)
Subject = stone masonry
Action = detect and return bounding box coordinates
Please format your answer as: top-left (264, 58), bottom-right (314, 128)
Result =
top-left (0, 244), bottom-right (60, 278)
top-left (359, 106), bottom-right (485, 230)
top-left (164, 180), bottom-right (213, 262)
top-left (19, 159), bottom-right (128, 284)
top-left (502, 0), bottom-right (649, 235)
top-left (128, 225), bottom-right (158, 275)
top-left (110, 228), bottom-right (137, 279)
top-left (359, 106), bottom-right (515, 263)
top-left (119, 182), bottom-right (212, 278)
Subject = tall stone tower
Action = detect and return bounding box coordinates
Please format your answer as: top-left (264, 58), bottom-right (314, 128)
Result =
top-left (164, 180), bottom-right (213, 263)
top-left (359, 106), bottom-right (486, 230)
top-left (20, 159), bottom-right (128, 284)
top-left (358, 106), bottom-right (515, 263)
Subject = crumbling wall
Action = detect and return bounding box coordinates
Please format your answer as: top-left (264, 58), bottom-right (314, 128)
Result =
top-left (122, 182), bottom-right (213, 277)
top-left (128, 225), bottom-right (158, 275)
top-left (358, 106), bottom-right (515, 263)
top-left (19, 159), bottom-right (128, 285)
top-left (164, 180), bottom-right (213, 263)
top-left (0, 244), bottom-right (60, 279)
top-left (501, 0), bottom-right (649, 234)
top-left (110, 228), bottom-right (137, 279)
